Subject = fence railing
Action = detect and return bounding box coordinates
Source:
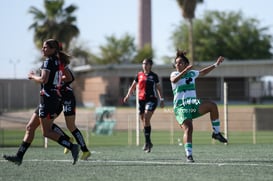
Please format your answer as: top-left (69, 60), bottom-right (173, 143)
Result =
top-left (1, 106), bottom-right (273, 147)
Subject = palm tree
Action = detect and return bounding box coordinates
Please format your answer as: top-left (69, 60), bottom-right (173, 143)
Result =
top-left (28, 0), bottom-right (79, 51)
top-left (176, 0), bottom-right (203, 64)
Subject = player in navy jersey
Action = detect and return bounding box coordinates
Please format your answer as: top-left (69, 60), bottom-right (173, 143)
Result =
top-left (57, 43), bottom-right (91, 160)
top-left (29, 39), bottom-right (79, 164)
top-left (3, 40), bottom-right (90, 165)
top-left (58, 68), bottom-right (91, 160)
top-left (3, 67), bottom-right (90, 165)
top-left (123, 58), bottom-right (164, 153)
top-left (3, 39), bottom-right (79, 165)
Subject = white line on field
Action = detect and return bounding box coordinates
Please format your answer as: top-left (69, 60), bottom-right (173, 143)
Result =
top-left (1, 159), bottom-right (273, 167)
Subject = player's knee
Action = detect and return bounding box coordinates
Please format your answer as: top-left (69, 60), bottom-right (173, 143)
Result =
top-left (182, 121), bottom-right (193, 133)
top-left (210, 101), bottom-right (218, 108)
top-left (185, 126), bottom-right (193, 133)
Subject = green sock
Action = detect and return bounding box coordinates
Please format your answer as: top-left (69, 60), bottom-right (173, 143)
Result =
top-left (212, 119), bottom-right (220, 133)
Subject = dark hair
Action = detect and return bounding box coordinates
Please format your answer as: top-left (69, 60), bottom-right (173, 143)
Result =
top-left (45, 39), bottom-right (60, 51)
top-left (44, 39), bottom-right (70, 66)
top-left (174, 49), bottom-right (189, 65)
top-left (143, 57), bottom-right (153, 65)
top-left (58, 50), bottom-right (70, 66)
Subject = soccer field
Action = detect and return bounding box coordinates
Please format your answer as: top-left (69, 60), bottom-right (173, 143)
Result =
top-left (1, 144), bottom-right (273, 181)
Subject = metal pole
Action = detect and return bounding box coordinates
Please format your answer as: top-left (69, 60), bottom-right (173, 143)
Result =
top-left (252, 112), bottom-right (256, 144)
top-left (170, 115), bottom-right (174, 144)
top-left (44, 137), bottom-right (48, 148)
top-left (9, 59), bottom-right (20, 79)
top-left (136, 85), bottom-right (140, 146)
top-left (86, 113), bottom-right (90, 147)
top-left (7, 82), bottom-right (11, 110)
top-left (128, 115), bottom-right (132, 145)
top-left (224, 82), bottom-right (228, 141)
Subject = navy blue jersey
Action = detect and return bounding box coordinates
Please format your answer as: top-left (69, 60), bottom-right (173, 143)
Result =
top-left (60, 67), bottom-right (75, 90)
top-left (40, 56), bottom-right (60, 92)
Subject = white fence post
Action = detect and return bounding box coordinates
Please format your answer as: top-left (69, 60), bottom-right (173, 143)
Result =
top-left (224, 82), bottom-right (228, 142)
top-left (136, 85), bottom-right (140, 146)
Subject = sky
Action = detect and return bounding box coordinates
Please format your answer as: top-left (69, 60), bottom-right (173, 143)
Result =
top-left (0, 0), bottom-right (272, 79)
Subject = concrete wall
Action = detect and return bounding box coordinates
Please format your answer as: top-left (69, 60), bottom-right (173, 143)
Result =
top-left (1, 60), bottom-right (272, 110)
top-left (73, 76), bottom-right (120, 107)
top-left (254, 108), bottom-right (273, 130)
top-left (0, 79), bottom-right (39, 111)
top-left (72, 60), bottom-right (273, 107)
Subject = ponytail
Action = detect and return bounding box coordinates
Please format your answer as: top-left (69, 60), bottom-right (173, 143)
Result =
top-left (174, 49), bottom-right (189, 65)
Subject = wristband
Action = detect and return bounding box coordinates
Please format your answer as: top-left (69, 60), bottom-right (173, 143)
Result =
top-left (213, 63), bottom-right (218, 68)
top-left (160, 98), bottom-right (164, 101)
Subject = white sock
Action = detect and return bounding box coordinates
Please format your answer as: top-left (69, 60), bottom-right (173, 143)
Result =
top-left (184, 143), bottom-right (192, 156)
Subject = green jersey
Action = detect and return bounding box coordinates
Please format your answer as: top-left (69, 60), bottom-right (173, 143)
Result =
top-left (170, 70), bottom-right (199, 108)
top-left (170, 70), bottom-right (201, 124)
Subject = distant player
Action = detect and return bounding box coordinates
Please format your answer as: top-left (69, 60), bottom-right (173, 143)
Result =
top-left (170, 50), bottom-right (227, 162)
top-left (123, 57), bottom-right (164, 153)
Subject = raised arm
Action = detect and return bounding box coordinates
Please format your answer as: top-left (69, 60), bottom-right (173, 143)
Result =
top-left (170, 65), bottom-right (193, 83)
top-left (199, 56), bottom-right (224, 77)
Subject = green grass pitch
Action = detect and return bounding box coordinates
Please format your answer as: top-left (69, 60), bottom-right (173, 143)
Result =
top-left (1, 143), bottom-right (273, 181)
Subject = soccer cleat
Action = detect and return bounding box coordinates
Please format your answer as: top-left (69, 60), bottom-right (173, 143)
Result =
top-left (212, 132), bottom-right (228, 143)
top-left (142, 143), bottom-right (148, 151)
top-left (64, 137), bottom-right (74, 154)
top-left (80, 151), bottom-right (91, 160)
top-left (143, 142), bottom-right (153, 153)
top-left (71, 144), bottom-right (80, 165)
top-left (3, 155), bottom-right (22, 166)
top-left (186, 155), bottom-right (195, 163)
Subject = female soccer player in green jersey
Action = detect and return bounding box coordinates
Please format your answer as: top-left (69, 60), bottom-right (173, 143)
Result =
top-left (170, 50), bottom-right (227, 162)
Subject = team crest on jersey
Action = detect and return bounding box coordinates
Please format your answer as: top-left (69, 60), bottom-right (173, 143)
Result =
top-left (188, 71), bottom-right (196, 77)
top-left (148, 75), bottom-right (153, 80)
top-left (43, 60), bottom-right (48, 68)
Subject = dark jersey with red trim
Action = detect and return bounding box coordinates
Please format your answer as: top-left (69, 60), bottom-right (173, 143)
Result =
top-left (40, 56), bottom-right (60, 92)
top-left (135, 71), bottom-right (159, 100)
top-left (61, 67), bottom-right (75, 89)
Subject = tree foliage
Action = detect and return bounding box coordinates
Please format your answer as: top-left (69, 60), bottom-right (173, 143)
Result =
top-left (90, 34), bottom-right (136, 64)
top-left (69, 41), bottom-right (93, 66)
top-left (91, 34), bottom-right (153, 65)
top-left (28, 0), bottom-right (79, 51)
top-left (172, 11), bottom-right (273, 61)
top-left (131, 44), bottom-right (153, 64)
top-left (176, 0), bottom-right (204, 63)
top-left (176, 0), bottom-right (198, 19)
top-left (176, 0), bottom-right (197, 64)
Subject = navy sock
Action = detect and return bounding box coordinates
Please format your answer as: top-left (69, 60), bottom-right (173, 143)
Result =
top-left (52, 123), bottom-right (70, 140)
top-left (72, 128), bottom-right (89, 152)
top-left (57, 136), bottom-right (73, 149)
top-left (17, 141), bottom-right (31, 159)
top-left (143, 126), bottom-right (151, 143)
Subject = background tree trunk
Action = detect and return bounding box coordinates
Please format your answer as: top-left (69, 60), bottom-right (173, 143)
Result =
top-left (188, 18), bottom-right (194, 64)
